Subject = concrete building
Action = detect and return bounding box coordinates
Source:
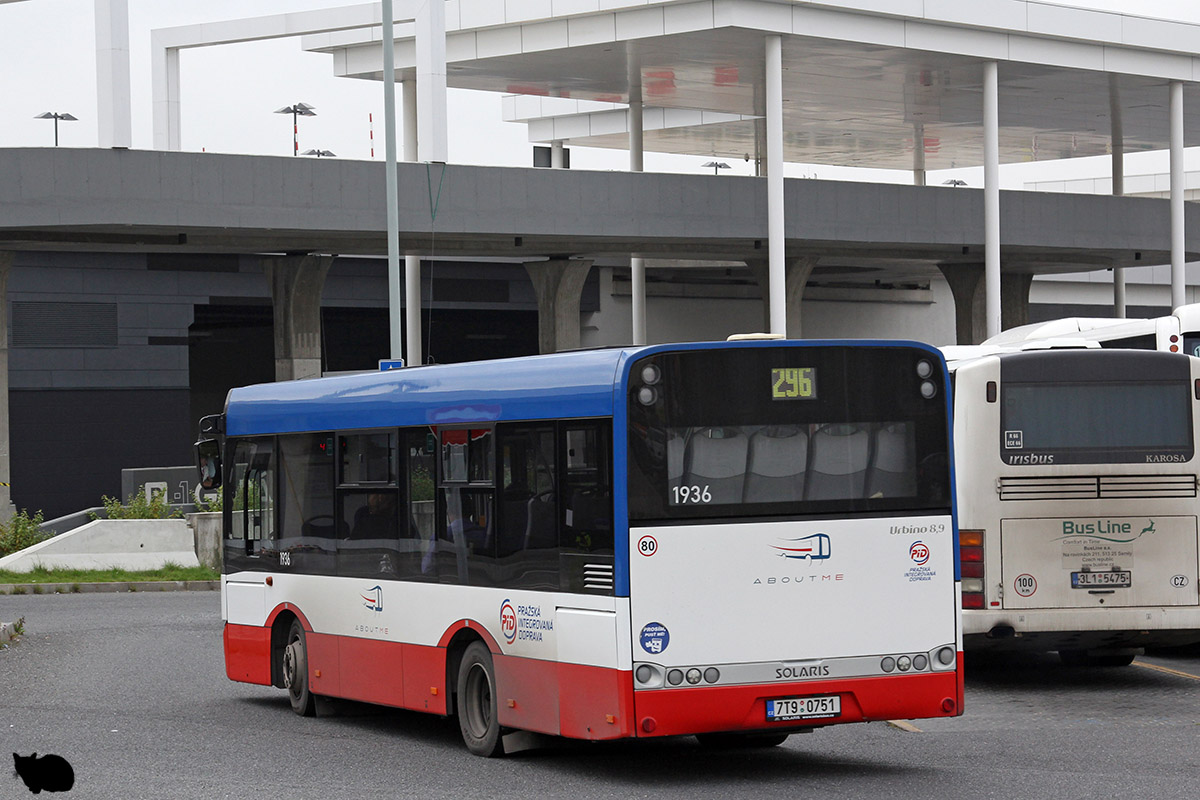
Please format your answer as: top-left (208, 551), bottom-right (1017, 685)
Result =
top-left (7, 0), bottom-right (1200, 519)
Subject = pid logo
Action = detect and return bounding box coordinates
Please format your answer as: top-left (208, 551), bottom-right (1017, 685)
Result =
top-left (500, 599), bottom-right (517, 644)
top-left (909, 541), bottom-right (930, 565)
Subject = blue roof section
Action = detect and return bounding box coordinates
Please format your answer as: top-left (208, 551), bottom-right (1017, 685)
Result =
top-left (224, 339), bottom-right (946, 437)
top-left (225, 347), bottom-right (630, 435)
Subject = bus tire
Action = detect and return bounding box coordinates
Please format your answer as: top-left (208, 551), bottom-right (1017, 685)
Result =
top-left (283, 619), bottom-right (316, 717)
top-left (697, 732), bottom-right (790, 748)
top-left (457, 641), bottom-right (504, 757)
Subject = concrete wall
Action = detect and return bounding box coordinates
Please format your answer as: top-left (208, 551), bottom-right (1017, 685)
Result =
top-left (5, 149), bottom-right (1200, 262)
top-left (581, 267), bottom-right (957, 346)
top-left (0, 518), bottom-right (199, 573)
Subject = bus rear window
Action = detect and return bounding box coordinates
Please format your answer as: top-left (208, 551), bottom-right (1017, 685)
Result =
top-left (1001, 382), bottom-right (1192, 464)
top-left (626, 346), bottom-right (952, 521)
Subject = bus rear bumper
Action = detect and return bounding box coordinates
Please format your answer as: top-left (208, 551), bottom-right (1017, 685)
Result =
top-left (632, 668), bottom-right (963, 738)
top-left (964, 608), bottom-right (1200, 652)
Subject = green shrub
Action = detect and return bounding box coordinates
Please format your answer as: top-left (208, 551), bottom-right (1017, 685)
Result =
top-left (96, 487), bottom-right (184, 520)
top-left (411, 465), bottom-right (435, 502)
top-left (0, 510), bottom-right (53, 557)
top-left (196, 493), bottom-right (222, 513)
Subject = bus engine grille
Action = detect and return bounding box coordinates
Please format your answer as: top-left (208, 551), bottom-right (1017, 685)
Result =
top-left (997, 475), bottom-right (1198, 501)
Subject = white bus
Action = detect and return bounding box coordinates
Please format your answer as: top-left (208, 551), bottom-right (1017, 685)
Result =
top-left (985, 303), bottom-right (1200, 356)
top-left (196, 340), bottom-right (963, 756)
top-left (947, 346), bottom-right (1200, 665)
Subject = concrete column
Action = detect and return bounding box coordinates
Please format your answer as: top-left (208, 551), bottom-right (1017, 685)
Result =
top-left (525, 259), bottom-right (593, 354)
top-left (1110, 74), bottom-right (1126, 317)
top-left (1170, 80), bottom-right (1186, 310)
top-left (628, 61), bottom-right (646, 345)
top-left (765, 35), bottom-right (786, 336)
top-left (983, 61), bottom-right (1001, 339)
top-left (748, 257), bottom-right (817, 337)
top-left (939, 263), bottom-right (1032, 344)
top-left (416, 0), bottom-right (448, 164)
top-left (95, 0), bottom-right (132, 149)
top-left (0, 252), bottom-right (12, 522)
top-left (551, 140), bottom-right (565, 169)
top-left (403, 79), bottom-right (422, 367)
top-left (151, 35), bottom-right (181, 150)
top-left (913, 122), bottom-right (926, 187)
top-left (264, 255), bottom-right (334, 381)
top-left (1001, 273), bottom-right (1034, 332)
top-left (938, 264), bottom-right (987, 346)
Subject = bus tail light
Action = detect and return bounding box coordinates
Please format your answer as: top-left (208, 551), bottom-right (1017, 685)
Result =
top-left (959, 529), bottom-right (985, 610)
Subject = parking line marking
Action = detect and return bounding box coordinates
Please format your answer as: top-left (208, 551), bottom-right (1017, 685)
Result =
top-left (887, 719), bottom-right (922, 732)
top-left (1133, 660), bottom-right (1200, 681)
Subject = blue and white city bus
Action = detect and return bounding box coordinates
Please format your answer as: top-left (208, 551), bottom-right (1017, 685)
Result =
top-left (196, 339), bottom-right (963, 756)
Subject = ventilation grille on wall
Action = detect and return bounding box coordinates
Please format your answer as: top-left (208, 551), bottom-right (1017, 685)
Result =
top-left (11, 302), bottom-right (119, 348)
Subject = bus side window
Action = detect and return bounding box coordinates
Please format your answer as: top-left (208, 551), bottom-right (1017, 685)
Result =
top-left (437, 427), bottom-right (496, 586)
top-left (408, 429), bottom-right (438, 576)
top-left (562, 423), bottom-right (612, 552)
top-left (278, 433), bottom-right (336, 573)
top-left (1184, 333), bottom-right (1200, 358)
top-left (495, 424), bottom-right (558, 590)
top-left (336, 431), bottom-right (407, 579)
top-left (225, 438), bottom-right (276, 569)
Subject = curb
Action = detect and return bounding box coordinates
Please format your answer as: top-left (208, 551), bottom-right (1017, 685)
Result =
top-left (0, 580), bottom-right (220, 596)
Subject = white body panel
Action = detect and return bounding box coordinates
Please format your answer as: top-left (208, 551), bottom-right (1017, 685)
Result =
top-left (628, 515), bottom-right (957, 669)
top-left (223, 572), bottom-right (626, 669)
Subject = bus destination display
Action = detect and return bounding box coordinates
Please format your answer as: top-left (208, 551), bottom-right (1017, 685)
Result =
top-left (771, 367), bottom-right (816, 400)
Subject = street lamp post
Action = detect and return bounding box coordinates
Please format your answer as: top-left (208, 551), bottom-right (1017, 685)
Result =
top-left (702, 160), bottom-right (731, 175)
top-left (274, 103), bottom-right (316, 156)
top-left (34, 112), bottom-right (77, 146)
top-left (302, 149), bottom-right (336, 157)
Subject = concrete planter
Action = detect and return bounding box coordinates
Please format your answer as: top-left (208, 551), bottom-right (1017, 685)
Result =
top-left (185, 512), bottom-right (223, 571)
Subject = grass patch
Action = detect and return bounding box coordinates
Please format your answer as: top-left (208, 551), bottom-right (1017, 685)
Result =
top-left (0, 564), bottom-right (219, 585)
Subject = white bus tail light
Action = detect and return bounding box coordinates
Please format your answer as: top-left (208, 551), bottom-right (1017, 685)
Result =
top-left (960, 529), bottom-right (985, 610)
top-left (1170, 335), bottom-right (1180, 353)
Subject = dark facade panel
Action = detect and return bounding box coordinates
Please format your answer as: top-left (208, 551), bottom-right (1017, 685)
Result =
top-left (11, 301), bottom-right (118, 348)
top-left (10, 388), bottom-right (192, 520)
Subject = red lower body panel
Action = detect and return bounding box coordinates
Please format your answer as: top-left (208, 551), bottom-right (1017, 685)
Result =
top-left (495, 656), bottom-right (634, 740)
top-left (225, 622), bottom-right (956, 742)
top-left (223, 623), bottom-right (631, 737)
top-left (224, 624), bottom-right (272, 686)
top-left (633, 669), bottom-right (963, 737)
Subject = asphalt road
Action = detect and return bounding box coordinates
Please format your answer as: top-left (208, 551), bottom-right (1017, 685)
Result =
top-left (2, 591), bottom-right (1198, 799)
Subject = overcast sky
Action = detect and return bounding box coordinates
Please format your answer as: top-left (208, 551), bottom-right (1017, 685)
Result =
top-left (2, 0), bottom-right (1200, 186)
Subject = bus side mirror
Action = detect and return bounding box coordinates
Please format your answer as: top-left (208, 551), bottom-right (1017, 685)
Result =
top-left (195, 438), bottom-right (222, 491)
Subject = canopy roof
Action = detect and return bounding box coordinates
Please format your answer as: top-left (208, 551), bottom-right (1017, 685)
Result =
top-left (304, 0), bottom-right (1200, 170)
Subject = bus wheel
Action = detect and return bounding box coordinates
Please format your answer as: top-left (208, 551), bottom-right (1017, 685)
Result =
top-left (697, 732), bottom-right (790, 748)
top-left (457, 641), bottom-right (503, 757)
top-left (282, 619), bottom-right (316, 717)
